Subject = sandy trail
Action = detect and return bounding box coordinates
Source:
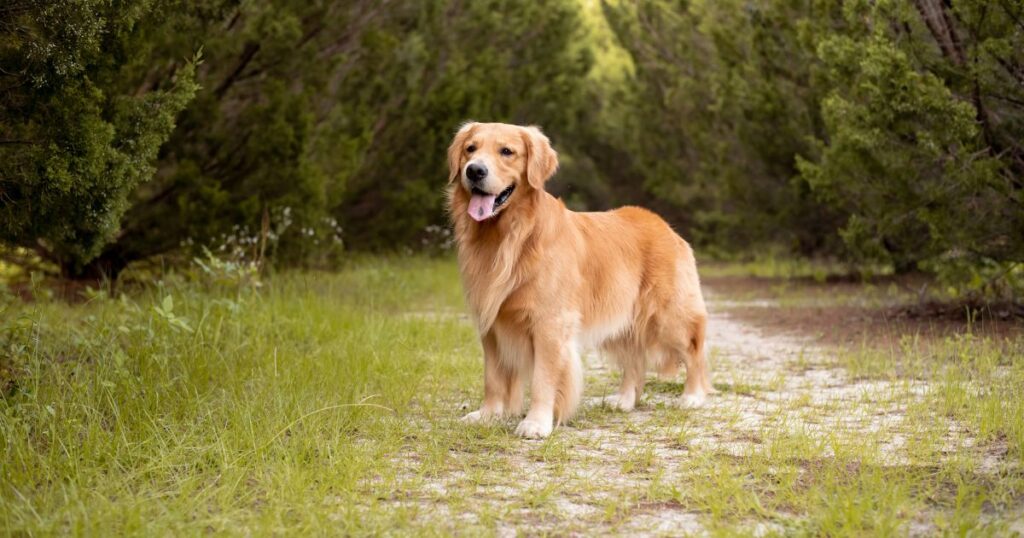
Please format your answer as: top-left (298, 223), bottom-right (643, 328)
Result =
top-left (379, 288), bottom-right (1014, 535)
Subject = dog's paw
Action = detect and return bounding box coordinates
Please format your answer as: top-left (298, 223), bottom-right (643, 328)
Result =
top-left (514, 418), bottom-right (552, 439)
top-left (461, 409), bottom-right (497, 423)
top-left (680, 393), bottom-right (707, 408)
top-left (602, 393), bottom-right (636, 412)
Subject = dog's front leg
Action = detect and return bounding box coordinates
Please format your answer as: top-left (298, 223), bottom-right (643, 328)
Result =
top-left (462, 331), bottom-right (513, 422)
top-left (515, 330), bottom-right (582, 439)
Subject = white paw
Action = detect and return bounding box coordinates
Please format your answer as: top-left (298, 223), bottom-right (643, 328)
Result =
top-left (514, 418), bottom-right (553, 439)
top-left (602, 394), bottom-right (636, 412)
top-left (461, 409), bottom-right (496, 423)
top-left (680, 393), bottom-right (707, 408)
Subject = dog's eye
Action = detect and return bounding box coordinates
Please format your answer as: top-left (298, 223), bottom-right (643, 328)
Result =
top-left (466, 145), bottom-right (476, 153)
top-left (500, 147), bottom-right (514, 156)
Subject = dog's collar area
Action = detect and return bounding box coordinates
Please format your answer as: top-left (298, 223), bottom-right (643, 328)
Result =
top-left (494, 184), bottom-right (515, 208)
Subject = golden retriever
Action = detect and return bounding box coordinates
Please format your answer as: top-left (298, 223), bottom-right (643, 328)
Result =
top-left (447, 122), bottom-right (712, 438)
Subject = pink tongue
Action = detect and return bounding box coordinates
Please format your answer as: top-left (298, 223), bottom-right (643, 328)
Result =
top-left (468, 193), bottom-right (497, 221)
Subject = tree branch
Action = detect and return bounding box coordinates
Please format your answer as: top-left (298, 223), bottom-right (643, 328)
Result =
top-left (215, 41), bottom-right (261, 99)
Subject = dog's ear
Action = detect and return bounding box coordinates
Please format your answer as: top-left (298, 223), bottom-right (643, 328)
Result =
top-left (522, 125), bottom-right (558, 190)
top-left (447, 121), bottom-right (477, 185)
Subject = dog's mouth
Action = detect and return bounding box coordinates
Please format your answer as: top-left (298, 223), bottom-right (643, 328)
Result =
top-left (467, 184), bottom-right (515, 222)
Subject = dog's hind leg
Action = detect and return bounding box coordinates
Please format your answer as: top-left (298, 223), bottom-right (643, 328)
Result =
top-left (602, 339), bottom-right (645, 412)
top-left (506, 365), bottom-right (525, 416)
top-left (678, 313), bottom-right (713, 407)
top-left (553, 342), bottom-right (583, 427)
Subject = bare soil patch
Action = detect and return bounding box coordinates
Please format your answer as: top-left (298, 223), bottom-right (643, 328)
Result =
top-left (704, 275), bottom-right (1023, 347)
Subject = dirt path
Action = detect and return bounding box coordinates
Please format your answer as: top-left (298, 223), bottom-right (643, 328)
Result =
top-left (383, 287), bottom-right (1019, 535)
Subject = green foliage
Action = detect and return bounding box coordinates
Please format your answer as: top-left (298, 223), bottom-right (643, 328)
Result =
top-left (594, 0), bottom-right (847, 256)
top-left (595, 0), bottom-right (1023, 291)
top-left (799, 33), bottom-right (984, 267)
top-left (0, 258), bottom-right (478, 533)
top-left (797, 1), bottom-right (1024, 278)
top-left (87, 0), bottom-right (588, 271)
top-left (1, 0), bottom-right (1021, 292)
top-left (2, 1), bottom-right (589, 275)
top-left (0, 0), bottom-right (199, 277)
top-left (331, 0), bottom-right (591, 249)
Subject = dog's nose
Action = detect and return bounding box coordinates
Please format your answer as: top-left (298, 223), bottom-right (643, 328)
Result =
top-left (466, 162), bottom-right (488, 183)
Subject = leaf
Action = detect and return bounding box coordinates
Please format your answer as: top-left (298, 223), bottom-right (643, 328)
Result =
top-left (162, 295), bottom-right (174, 313)
top-left (173, 318), bottom-right (194, 334)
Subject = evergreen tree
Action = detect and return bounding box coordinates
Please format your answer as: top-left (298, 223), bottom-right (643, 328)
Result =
top-left (0, 0), bottom-right (198, 277)
top-left (599, 0), bottom-right (846, 256)
top-left (799, 0), bottom-right (1024, 276)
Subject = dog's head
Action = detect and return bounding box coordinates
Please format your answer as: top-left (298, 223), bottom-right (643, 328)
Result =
top-left (447, 122), bottom-right (558, 222)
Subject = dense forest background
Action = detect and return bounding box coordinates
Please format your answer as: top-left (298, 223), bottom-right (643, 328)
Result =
top-left (1, 0), bottom-right (1022, 296)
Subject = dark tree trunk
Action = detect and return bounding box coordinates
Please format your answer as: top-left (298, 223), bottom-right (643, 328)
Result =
top-left (61, 252), bottom-right (129, 282)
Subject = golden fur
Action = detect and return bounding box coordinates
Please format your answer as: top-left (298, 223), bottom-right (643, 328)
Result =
top-left (447, 122), bottom-right (712, 438)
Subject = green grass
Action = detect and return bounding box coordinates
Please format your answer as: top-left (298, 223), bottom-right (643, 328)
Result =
top-left (1, 257), bottom-right (485, 534)
top-left (841, 332), bottom-right (1024, 460)
top-left (700, 257), bottom-right (855, 282)
top-left (1, 256), bottom-right (1022, 535)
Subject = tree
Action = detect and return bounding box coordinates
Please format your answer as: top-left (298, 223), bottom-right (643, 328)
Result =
top-left (798, 0), bottom-right (1024, 277)
top-left (76, 0), bottom-right (391, 277)
top-left (22, 0), bottom-right (591, 276)
top-left (599, 0), bottom-right (847, 257)
top-left (332, 0), bottom-right (592, 249)
top-left (4, 0), bottom-right (1020, 290)
top-left (599, 0), bottom-right (1023, 287)
top-left (0, 0), bottom-right (198, 278)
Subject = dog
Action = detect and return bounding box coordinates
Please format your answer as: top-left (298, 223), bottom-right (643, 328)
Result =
top-left (447, 122), bottom-right (712, 438)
